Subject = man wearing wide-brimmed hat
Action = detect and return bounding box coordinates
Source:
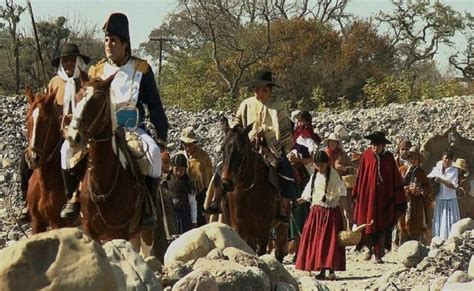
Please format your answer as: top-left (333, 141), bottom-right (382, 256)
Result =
top-left (397, 146), bottom-right (433, 245)
top-left (352, 131), bottom-right (406, 263)
top-left (178, 126), bottom-right (213, 226)
top-left (19, 42), bottom-right (91, 222)
top-left (231, 69), bottom-right (296, 222)
top-left (76, 12), bottom-right (169, 228)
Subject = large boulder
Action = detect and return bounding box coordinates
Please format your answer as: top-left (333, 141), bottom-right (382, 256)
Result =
top-left (103, 239), bottom-right (161, 290)
top-left (448, 218), bottom-right (474, 239)
top-left (193, 258), bottom-right (271, 290)
top-left (163, 223), bottom-right (254, 267)
top-left (398, 240), bottom-right (426, 268)
top-left (443, 281), bottom-right (474, 291)
top-left (200, 222), bottom-right (255, 254)
top-left (0, 228), bottom-right (116, 291)
top-left (162, 261), bottom-right (193, 288)
top-left (164, 229), bottom-right (213, 267)
top-left (171, 270), bottom-right (218, 291)
top-left (446, 270), bottom-right (470, 283)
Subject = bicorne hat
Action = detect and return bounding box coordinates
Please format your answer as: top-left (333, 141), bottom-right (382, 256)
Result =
top-left (52, 43), bottom-right (90, 68)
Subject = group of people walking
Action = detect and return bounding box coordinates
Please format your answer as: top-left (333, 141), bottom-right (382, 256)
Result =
top-left (19, 10), bottom-right (470, 282)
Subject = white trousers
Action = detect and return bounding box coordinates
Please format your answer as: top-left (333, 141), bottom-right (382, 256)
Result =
top-left (60, 128), bottom-right (162, 178)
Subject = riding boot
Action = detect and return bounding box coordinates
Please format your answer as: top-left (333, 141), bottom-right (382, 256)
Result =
top-left (19, 152), bottom-right (33, 222)
top-left (276, 197), bottom-right (290, 223)
top-left (60, 169), bottom-right (80, 220)
top-left (143, 176), bottom-right (158, 230)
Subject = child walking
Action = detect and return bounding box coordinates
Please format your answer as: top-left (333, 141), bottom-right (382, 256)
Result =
top-left (167, 153), bottom-right (198, 234)
top-left (295, 151), bottom-right (351, 280)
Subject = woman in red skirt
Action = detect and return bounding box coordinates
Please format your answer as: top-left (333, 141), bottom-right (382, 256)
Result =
top-left (295, 150), bottom-right (352, 280)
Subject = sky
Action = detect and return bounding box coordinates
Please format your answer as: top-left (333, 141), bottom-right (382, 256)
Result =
top-left (16, 0), bottom-right (474, 72)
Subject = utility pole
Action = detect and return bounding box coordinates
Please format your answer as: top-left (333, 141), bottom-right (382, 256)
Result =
top-left (149, 36), bottom-right (172, 86)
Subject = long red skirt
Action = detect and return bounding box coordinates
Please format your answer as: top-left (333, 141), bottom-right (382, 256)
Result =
top-left (295, 205), bottom-right (346, 271)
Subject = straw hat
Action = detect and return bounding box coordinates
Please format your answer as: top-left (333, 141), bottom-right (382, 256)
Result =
top-left (406, 146), bottom-right (424, 162)
top-left (322, 133), bottom-right (340, 146)
top-left (453, 158), bottom-right (469, 176)
top-left (179, 127), bottom-right (198, 144)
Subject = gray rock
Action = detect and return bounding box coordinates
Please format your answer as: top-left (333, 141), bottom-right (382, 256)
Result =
top-left (398, 240), bottom-right (426, 268)
top-left (172, 270), bottom-right (218, 291)
top-left (469, 255), bottom-right (474, 278)
top-left (103, 239), bottom-right (161, 291)
top-left (206, 248), bottom-right (226, 260)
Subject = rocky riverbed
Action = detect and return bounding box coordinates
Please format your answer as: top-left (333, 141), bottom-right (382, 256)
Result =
top-left (0, 94), bottom-right (473, 290)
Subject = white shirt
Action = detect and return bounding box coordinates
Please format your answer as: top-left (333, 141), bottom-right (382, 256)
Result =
top-left (301, 167), bottom-right (347, 208)
top-left (428, 160), bottom-right (459, 200)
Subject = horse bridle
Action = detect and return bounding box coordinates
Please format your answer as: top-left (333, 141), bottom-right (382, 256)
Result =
top-left (70, 88), bottom-right (113, 143)
top-left (28, 109), bottom-right (62, 164)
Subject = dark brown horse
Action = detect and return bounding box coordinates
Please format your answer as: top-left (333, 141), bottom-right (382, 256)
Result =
top-left (65, 76), bottom-right (153, 255)
top-left (220, 121), bottom-right (288, 261)
top-left (25, 88), bottom-right (69, 233)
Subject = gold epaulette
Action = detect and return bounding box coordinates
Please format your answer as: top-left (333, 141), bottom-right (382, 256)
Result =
top-left (132, 57), bottom-right (149, 74)
top-left (88, 59), bottom-right (107, 79)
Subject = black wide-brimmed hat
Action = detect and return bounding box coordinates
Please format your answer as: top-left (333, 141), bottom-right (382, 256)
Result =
top-left (52, 43), bottom-right (90, 68)
top-left (364, 131), bottom-right (391, 145)
top-left (248, 69), bottom-right (279, 88)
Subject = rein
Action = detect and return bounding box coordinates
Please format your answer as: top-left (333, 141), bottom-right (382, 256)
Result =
top-left (235, 140), bottom-right (259, 192)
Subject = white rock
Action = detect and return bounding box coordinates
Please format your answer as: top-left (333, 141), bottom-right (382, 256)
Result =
top-left (298, 275), bottom-right (329, 291)
top-left (398, 240), bottom-right (425, 268)
top-left (164, 228), bottom-right (213, 267)
top-left (443, 281), bottom-right (474, 291)
top-left (469, 255), bottom-right (474, 278)
top-left (446, 270), bottom-right (469, 283)
top-left (448, 218), bottom-right (474, 239)
top-left (171, 270), bottom-right (218, 291)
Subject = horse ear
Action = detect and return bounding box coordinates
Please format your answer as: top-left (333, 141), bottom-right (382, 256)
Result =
top-left (102, 72), bottom-right (116, 88)
top-left (220, 116), bottom-right (230, 133)
top-left (25, 86), bottom-right (35, 104)
top-left (79, 70), bottom-right (89, 86)
top-left (45, 87), bottom-right (58, 104)
top-left (243, 122), bottom-right (253, 136)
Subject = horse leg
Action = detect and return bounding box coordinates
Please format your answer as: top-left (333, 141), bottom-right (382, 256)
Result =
top-left (31, 215), bottom-right (47, 234)
top-left (139, 229), bottom-right (154, 258)
top-left (256, 231), bottom-right (270, 257)
top-left (273, 221), bottom-right (289, 263)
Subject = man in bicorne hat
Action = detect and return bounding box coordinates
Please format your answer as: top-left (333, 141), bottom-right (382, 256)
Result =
top-left (352, 131), bottom-right (406, 263)
top-left (61, 12), bottom-right (169, 228)
top-left (19, 43), bottom-right (90, 221)
top-left (230, 69), bottom-right (296, 222)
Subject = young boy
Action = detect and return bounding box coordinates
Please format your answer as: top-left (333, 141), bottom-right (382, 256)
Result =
top-left (166, 153), bottom-right (198, 233)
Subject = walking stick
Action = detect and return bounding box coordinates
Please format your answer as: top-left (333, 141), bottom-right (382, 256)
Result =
top-left (26, 0), bottom-right (47, 89)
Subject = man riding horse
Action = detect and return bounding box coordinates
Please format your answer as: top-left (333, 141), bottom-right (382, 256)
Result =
top-left (230, 69), bottom-right (297, 222)
top-left (19, 43), bottom-right (90, 221)
top-left (60, 12), bottom-right (169, 228)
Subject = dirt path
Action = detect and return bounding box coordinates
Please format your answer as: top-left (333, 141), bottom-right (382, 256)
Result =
top-left (285, 248), bottom-right (401, 290)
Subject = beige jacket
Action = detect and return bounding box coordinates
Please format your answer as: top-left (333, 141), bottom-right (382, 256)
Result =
top-left (231, 96), bottom-right (292, 158)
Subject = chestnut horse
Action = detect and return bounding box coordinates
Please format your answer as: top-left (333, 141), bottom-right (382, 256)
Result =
top-left (221, 122), bottom-right (288, 261)
top-left (25, 88), bottom-right (69, 233)
top-left (65, 76), bottom-right (153, 255)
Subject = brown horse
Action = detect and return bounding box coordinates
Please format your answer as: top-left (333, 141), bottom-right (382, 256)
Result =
top-left (25, 88), bottom-right (69, 233)
top-left (220, 121), bottom-right (288, 261)
top-left (64, 76), bottom-right (153, 255)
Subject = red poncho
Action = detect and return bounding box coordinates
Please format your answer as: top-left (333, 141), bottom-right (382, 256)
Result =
top-left (352, 148), bottom-right (406, 235)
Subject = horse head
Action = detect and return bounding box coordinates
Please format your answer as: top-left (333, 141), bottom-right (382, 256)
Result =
top-left (25, 87), bottom-right (61, 169)
top-left (220, 118), bottom-right (253, 192)
top-left (65, 74), bottom-right (115, 148)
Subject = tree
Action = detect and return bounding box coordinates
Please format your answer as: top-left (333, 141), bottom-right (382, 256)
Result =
top-left (0, 0), bottom-right (26, 93)
top-left (377, 0), bottom-right (467, 70)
